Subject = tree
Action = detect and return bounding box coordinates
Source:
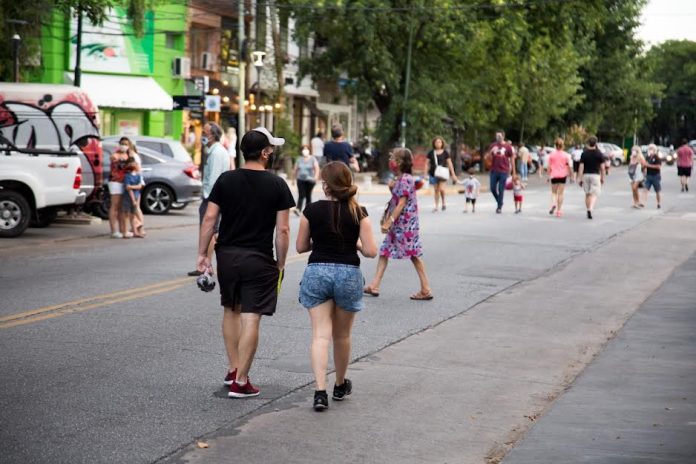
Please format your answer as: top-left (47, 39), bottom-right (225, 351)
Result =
top-left (0, 0), bottom-right (149, 82)
top-left (644, 40), bottom-right (696, 144)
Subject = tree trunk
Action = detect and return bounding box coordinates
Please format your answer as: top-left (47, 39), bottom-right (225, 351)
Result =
top-left (268, 0), bottom-right (285, 117)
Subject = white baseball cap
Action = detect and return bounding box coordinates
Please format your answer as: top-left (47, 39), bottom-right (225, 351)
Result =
top-left (252, 127), bottom-right (285, 146)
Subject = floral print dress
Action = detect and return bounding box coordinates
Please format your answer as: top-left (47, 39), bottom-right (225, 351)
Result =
top-left (379, 173), bottom-right (423, 259)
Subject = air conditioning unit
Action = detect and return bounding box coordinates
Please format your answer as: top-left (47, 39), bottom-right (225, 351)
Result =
top-left (201, 52), bottom-right (216, 71)
top-left (172, 57), bottom-right (191, 78)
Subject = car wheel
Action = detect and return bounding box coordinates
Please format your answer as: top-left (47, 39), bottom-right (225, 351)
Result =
top-left (170, 202), bottom-right (187, 210)
top-left (142, 184), bottom-right (174, 215)
top-left (30, 208), bottom-right (57, 228)
top-left (0, 190), bottom-right (31, 238)
top-left (611, 158), bottom-right (622, 167)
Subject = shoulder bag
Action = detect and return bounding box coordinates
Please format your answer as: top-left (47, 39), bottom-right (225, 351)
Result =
top-left (432, 151), bottom-right (450, 181)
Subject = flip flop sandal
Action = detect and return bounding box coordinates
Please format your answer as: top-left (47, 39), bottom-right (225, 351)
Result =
top-left (363, 287), bottom-right (380, 297)
top-left (410, 291), bottom-right (434, 301)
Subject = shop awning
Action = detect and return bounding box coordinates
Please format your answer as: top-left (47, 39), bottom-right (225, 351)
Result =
top-left (65, 73), bottom-right (173, 111)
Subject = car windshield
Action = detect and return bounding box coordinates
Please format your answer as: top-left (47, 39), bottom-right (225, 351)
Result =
top-left (168, 141), bottom-right (193, 163)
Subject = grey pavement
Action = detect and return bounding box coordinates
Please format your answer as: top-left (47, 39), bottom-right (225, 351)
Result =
top-left (503, 252), bottom-right (696, 464)
top-left (1, 165), bottom-right (695, 464)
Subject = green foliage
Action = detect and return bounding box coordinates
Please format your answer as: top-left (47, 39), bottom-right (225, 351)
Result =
top-left (274, 115), bottom-right (302, 159)
top-left (644, 40), bottom-right (696, 144)
top-left (288, 0), bottom-right (658, 151)
top-left (0, 0), bottom-right (151, 82)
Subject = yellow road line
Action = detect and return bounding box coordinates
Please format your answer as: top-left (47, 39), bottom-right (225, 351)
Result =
top-left (1, 253), bottom-right (310, 330)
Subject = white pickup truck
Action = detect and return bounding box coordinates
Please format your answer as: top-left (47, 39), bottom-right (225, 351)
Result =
top-left (0, 150), bottom-right (85, 237)
top-left (1, 83), bottom-right (102, 237)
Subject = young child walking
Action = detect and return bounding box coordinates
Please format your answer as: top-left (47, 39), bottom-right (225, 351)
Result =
top-left (512, 175), bottom-right (524, 214)
top-left (461, 168), bottom-right (481, 213)
top-left (122, 158), bottom-right (145, 238)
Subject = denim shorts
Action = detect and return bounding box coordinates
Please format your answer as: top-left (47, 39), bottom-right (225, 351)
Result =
top-left (644, 174), bottom-right (661, 192)
top-left (299, 263), bottom-right (365, 312)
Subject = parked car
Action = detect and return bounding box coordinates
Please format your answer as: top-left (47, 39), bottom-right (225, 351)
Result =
top-left (597, 143), bottom-right (624, 167)
top-left (102, 135), bottom-right (192, 163)
top-left (98, 141), bottom-right (201, 216)
top-left (689, 140), bottom-right (696, 159)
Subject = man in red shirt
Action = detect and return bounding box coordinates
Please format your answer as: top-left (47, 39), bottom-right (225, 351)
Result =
top-left (487, 130), bottom-right (516, 214)
top-left (676, 139), bottom-right (694, 192)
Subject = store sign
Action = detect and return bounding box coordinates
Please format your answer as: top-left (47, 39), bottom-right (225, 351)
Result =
top-left (118, 120), bottom-right (140, 136)
top-left (70, 7), bottom-right (154, 75)
top-left (205, 95), bottom-right (221, 113)
top-left (172, 96), bottom-right (204, 111)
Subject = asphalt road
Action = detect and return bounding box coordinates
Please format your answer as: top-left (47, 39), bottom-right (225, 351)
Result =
top-left (1, 165), bottom-right (693, 464)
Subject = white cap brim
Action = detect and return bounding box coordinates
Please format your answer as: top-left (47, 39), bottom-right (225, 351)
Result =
top-left (252, 127), bottom-right (285, 146)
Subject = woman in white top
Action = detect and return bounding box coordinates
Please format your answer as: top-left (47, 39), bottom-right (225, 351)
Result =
top-left (628, 146), bottom-right (646, 209)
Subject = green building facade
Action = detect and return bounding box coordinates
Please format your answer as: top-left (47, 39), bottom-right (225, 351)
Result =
top-left (32, 4), bottom-right (187, 140)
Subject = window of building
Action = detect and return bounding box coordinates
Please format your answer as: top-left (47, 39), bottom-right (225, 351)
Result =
top-left (165, 32), bottom-right (182, 50)
top-left (221, 18), bottom-right (239, 72)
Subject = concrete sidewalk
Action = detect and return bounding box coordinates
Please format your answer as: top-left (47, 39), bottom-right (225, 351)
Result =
top-left (503, 253), bottom-right (696, 463)
top-left (165, 199), bottom-right (696, 463)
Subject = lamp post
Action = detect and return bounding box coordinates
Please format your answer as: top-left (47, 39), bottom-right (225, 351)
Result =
top-left (11, 34), bottom-right (21, 82)
top-left (251, 51), bottom-right (265, 127)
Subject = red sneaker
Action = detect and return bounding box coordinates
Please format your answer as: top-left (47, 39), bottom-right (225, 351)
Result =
top-left (223, 369), bottom-right (237, 386)
top-left (228, 379), bottom-right (260, 398)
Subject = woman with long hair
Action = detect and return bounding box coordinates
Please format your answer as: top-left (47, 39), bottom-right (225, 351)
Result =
top-left (108, 139), bottom-right (130, 238)
top-left (364, 148), bottom-right (433, 300)
top-left (119, 137), bottom-right (146, 236)
top-left (546, 138), bottom-right (572, 217)
top-left (628, 146), bottom-right (646, 208)
top-left (427, 136), bottom-right (457, 212)
top-left (296, 161), bottom-right (378, 411)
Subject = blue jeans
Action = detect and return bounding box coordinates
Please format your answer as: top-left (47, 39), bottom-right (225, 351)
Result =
top-left (490, 171), bottom-right (507, 210)
top-left (518, 162), bottom-right (528, 181)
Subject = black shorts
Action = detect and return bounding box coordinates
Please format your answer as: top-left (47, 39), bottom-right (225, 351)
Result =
top-left (215, 246), bottom-right (280, 315)
top-left (466, 198), bottom-right (477, 204)
top-left (677, 166), bottom-right (692, 177)
top-left (572, 162), bottom-right (580, 172)
top-left (551, 177), bottom-right (567, 184)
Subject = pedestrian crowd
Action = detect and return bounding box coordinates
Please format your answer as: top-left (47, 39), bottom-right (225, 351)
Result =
top-left (193, 125), bottom-right (693, 413)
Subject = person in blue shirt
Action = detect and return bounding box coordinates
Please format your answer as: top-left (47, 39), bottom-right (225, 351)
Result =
top-left (323, 124), bottom-right (357, 169)
top-left (122, 157), bottom-right (144, 238)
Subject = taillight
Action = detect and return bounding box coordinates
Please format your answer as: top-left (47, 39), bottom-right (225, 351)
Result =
top-left (73, 166), bottom-right (82, 189)
top-left (184, 164), bottom-right (201, 180)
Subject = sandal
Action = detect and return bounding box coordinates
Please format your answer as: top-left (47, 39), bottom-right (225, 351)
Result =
top-left (410, 290), bottom-right (434, 301)
top-left (363, 286), bottom-right (380, 297)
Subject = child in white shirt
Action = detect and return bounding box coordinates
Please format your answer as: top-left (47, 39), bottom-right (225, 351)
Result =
top-left (461, 168), bottom-right (481, 213)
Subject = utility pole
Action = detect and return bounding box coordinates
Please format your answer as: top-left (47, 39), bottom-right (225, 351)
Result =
top-left (400, 22), bottom-right (414, 147)
top-left (11, 34), bottom-right (21, 82)
top-left (74, 4), bottom-right (83, 87)
top-left (237, 0), bottom-right (246, 161)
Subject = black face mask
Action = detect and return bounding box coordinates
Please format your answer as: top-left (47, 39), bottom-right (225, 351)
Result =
top-left (266, 150), bottom-right (275, 169)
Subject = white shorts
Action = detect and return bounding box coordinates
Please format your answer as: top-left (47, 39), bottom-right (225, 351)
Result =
top-left (583, 174), bottom-right (601, 196)
top-left (108, 181), bottom-right (124, 195)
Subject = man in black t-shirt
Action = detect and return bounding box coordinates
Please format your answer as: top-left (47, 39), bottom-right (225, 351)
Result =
top-left (577, 136), bottom-right (606, 219)
top-left (323, 124), bottom-right (356, 167)
top-left (644, 143), bottom-right (663, 209)
top-left (197, 127), bottom-right (295, 398)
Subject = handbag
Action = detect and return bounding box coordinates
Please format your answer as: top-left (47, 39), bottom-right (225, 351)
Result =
top-left (432, 152), bottom-right (450, 181)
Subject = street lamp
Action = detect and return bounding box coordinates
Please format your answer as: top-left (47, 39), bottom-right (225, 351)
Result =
top-left (11, 34), bottom-right (21, 83)
top-left (251, 51), bottom-right (266, 126)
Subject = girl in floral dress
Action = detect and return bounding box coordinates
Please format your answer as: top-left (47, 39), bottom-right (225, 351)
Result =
top-left (364, 148), bottom-right (433, 300)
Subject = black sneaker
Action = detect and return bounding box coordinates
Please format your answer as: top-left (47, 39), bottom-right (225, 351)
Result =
top-left (587, 211), bottom-right (593, 220)
top-left (332, 378), bottom-right (352, 401)
top-left (313, 390), bottom-right (328, 411)
top-left (496, 208), bottom-right (502, 214)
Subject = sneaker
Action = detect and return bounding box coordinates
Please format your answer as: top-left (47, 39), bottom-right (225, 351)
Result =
top-left (313, 390), bottom-right (328, 411)
top-left (442, 205), bottom-right (446, 211)
top-left (514, 209), bottom-right (520, 214)
top-left (496, 208), bottom-right (502, 214)
top-left (332, 378), bottom-right (352, 401)
top-left (686, 185), bottom-right (689, 192)
top-left (223, 369), bottom-right (237, 386)
top-left (111, 232), bottom-right (123, 239)
top-left (549, 205), bottom-right (556, 215)
top-left (556, 210), bottom-right (563, 217)
top-left (187, 270), bottom-right (203, 277)
top-left (587, 211), bottom-right (593, 220)
top-left (228, 379), bottom-right (260, 398)
top-left (657, 204), bottom-right (661, 209)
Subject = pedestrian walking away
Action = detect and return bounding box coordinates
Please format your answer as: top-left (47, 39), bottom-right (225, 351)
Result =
top-left (461, 168), bottom-right (481, 213)
top-left (570, 144), bottom-right (583, 184)
top-left (427, 136), bottom-right (457, 212)
top-left (628, 146), bottom-right (647, 208)
top-left (517, 144), bottom-right (530, 183)
top-left (546, 138), bottom-right (573, 217)
top-left (296, 161), bottom-right (378, 411)
top-left (293, 145), bottom-right (320, 216)
top-left (310, 131), bottom-right (325, 167)
top-left (323, 124), bottom-right (356, 168)
top-left (364, 148), bottom-right (433, 301)
top-left (512, 175), bottom-right (525, 214)
top-left (577, 135), bottom-right (606, 219)
top-left (676, 139), bottom-right (693, 192)
top-left (188, 123), bottom-right (230, 277)
top-left (487, 130), bottom-right (516, 214)
top-left (196, 127), bottom-right (295, 398)
top-left (644, 143), bottom-right (663, 209)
